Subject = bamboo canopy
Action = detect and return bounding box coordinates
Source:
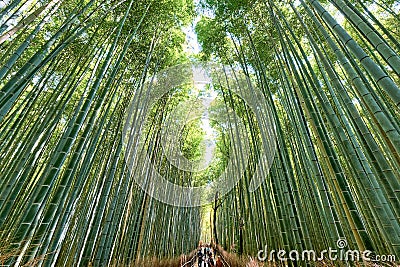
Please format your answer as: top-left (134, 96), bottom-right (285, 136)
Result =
top-left (0, 0), bottom-right (399, 266)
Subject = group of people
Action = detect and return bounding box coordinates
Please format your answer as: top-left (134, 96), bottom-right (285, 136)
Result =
top-left (197, 243), bottom-right (223, 267)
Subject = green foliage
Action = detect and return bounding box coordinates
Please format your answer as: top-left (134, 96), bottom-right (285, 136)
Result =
top-left (1, 0), bottom-right (400, 265)
top-left (195, 16), bottom-right (229, 59)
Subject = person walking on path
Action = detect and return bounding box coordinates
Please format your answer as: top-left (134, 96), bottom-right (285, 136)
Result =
top-left (197, 246), bottom-right (204, 267)
top-left (215, 256), bottom-right (223, 267)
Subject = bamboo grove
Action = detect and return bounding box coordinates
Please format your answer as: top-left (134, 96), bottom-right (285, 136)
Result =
top-left (0, 0), bottom-right (399, 266)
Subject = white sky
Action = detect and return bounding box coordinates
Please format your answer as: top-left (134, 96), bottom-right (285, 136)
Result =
top-left (192, 82), bottom-right (218, 167)
top-left (182, 18), bottom-right (202, 54)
